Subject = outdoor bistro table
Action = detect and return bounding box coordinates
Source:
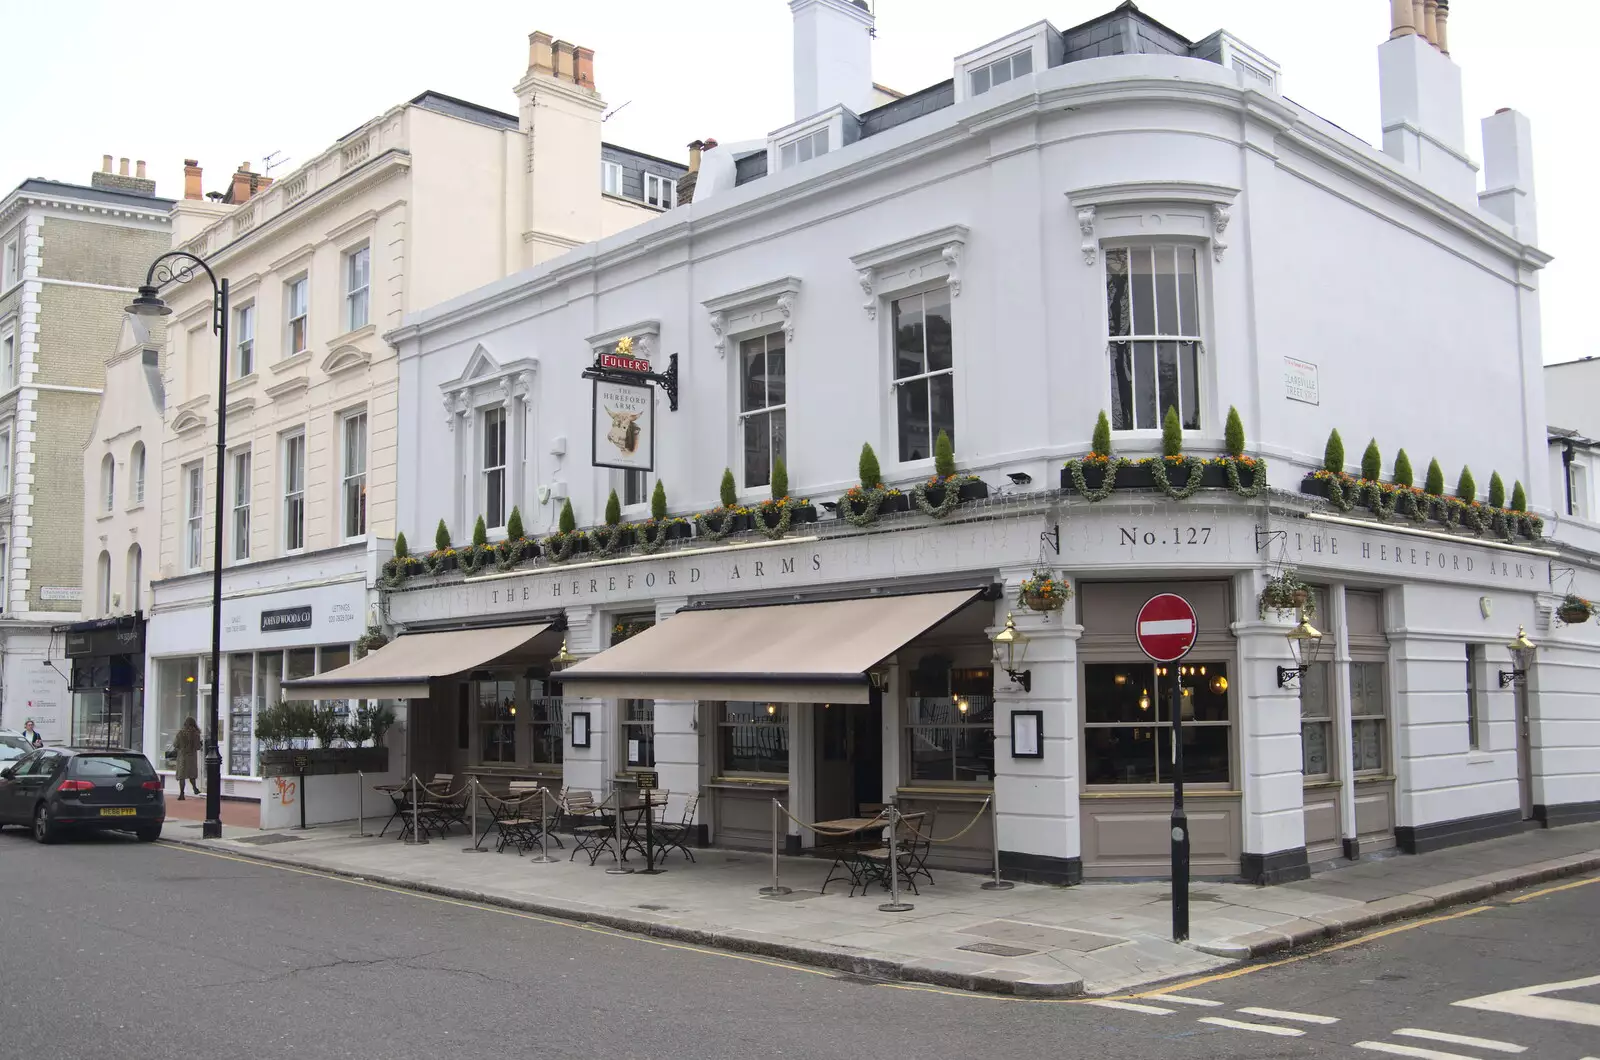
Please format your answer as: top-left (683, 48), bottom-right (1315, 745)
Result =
top-left (618, 792), bottom-right (669, 864)
top-left (815, 814), bottom-right (924, 896)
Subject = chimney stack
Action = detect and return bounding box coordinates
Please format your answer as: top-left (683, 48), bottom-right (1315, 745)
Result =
top-left (1480, 108), bottom-right (1538, 243)
top-left (222, 161), bottom-right (274, 205)
top-left (789, 0), bottom-right (876, 121)
top-left (687, 140), bottom-right (705, 173)
top-left (553, 40), bottom-right (575, 82)
top-left (574, 46), bottom-right (595, 89)
top-left (90, 153), bottom-right (157, 196)
top-left (183, 160), bottom-right (203, 201)
top-left (1378, 1), bottom-right (1475, 201)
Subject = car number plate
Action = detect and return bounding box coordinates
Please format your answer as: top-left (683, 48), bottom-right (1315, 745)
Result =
top-left (99, 807), bottom-right (136, 817)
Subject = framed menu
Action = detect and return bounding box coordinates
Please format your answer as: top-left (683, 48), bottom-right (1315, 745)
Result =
top-left (1010, 710), bottom-right (1043, 759)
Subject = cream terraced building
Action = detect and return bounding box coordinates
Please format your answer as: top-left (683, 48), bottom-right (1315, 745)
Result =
top-left (143, 33), bottom-right (686, 809)
top-left (325, 2), bottom-right (1589, 881)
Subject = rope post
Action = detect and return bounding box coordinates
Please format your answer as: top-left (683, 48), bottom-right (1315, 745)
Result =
top-left (463, 776), bottom-right (487, 853)
top-left (878, 805), bottom-right (914, 912)
top-left (348, 770), bottom-right (373, 838)
top-left (528, 787), bottom-right (557, 864)
top-left (605, 786), bottom-right (634, 875)
top-left (759, 798), bottom-right (791, 896)
top-left (980, 794), bottom-right (1013, 891)
top-left (404, 773), bottom-right (429, 845)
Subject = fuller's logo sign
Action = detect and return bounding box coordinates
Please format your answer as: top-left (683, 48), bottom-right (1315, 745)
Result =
top-left (600, 351), bottom-right (651, 373)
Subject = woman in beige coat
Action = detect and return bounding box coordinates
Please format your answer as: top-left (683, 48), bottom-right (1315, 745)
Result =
top-left (174, 717), bottom-right (202, 800)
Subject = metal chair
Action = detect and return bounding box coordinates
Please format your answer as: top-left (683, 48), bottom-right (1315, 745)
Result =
top-left (898, 805), bottom-right (938, 888)
top-left (654, 794), bottom-right (700, 863)
top-left (855, 812), bottom-right (925, 896)
top-left (489, 781), bottom-right (549, 853)
top-left (567, 790), bottom-right (619, 865)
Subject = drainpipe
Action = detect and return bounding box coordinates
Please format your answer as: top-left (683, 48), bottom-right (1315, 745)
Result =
top-left (1562, 443), bottom-right (1575, 515)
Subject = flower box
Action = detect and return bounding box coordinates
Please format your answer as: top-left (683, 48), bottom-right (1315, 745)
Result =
top-left (838, 493), bottom-right (909, 520)
top-left (666, 520), bottom-right (695, 539)
top-left (1061, 462), bottom-right (1112, 492)
top-left (958, 479), bottom-right (989, 502)
top-left (259, 747), bottom-right (389, 779)
top-left (1116, 464), bottom-right (1157, 491)
top-left (427, 552), bottom-right (458, 574)
top-left (758, 503), bottom-right (818, 530)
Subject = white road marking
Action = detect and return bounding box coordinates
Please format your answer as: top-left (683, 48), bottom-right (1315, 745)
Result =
top-left (1152, 994), bottom-right (1223, 1007)
top-left (1394, 1028), bottom-right (1525, 1053)
top-left (1198, 1016), bottom-right (1305, 1037)
top-left (1086, 1000), bottom-right (1175, 1015)
top-left (1236, 1006), bottom-right (1340, 1025)
top-left (1454, 973), bottom-right (1600, 1028)
top-left (1355, 1042), bottom-right (1489, 1060)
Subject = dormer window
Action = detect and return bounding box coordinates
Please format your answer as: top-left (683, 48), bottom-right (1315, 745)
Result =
top-left (779, 129), bottom-right (829, 169)
top-left (969, 49), bottom-right (1031, 96)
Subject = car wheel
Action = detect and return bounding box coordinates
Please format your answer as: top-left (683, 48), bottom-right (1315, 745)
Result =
top-left (32, 804), bottom-right (56, 845)
top-left (135, 826), bottom-right (161, 843)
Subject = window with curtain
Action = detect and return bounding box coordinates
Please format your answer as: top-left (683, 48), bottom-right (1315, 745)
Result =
top-left (891, 288), bottom-right (954, 462)
top-left (1083, 662), bottom-right (1232, 785)
top-left (717, 702), bottom-right (788, 775)
top-left (482, 406), bottom-right (507, 529)
top-left (738, 330), bottom-right (786, 489)
top-left (1105, 245), bottom-right (1202, 431)
top-left (342, 411), bottom-right (367, 539)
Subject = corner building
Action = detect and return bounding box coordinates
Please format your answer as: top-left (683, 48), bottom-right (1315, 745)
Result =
top-left (358, 1), bottom-right (1586, 883)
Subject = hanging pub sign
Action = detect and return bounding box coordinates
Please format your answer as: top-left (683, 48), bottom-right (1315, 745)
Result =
top-left (581, 334), bottom-right (680, 471)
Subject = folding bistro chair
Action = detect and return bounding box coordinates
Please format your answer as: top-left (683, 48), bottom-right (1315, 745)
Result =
top-left (654, 794), bottom-right (700, 863)
top-left (899, 805), bottom-right (937, 888)
top-left (855, 812), bottom-right (925, 895)
top-left (425, 774), bottom-right (468, 833)
top-left (486, 781), bottom-right (544, 853)
top-left (566, 789), bottom-right (619, 865)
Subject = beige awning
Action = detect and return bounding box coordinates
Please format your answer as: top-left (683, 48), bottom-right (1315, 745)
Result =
top-left (282, 622), bottom-right (553, 700)
top-left (558, 590), bottom-right (982, 704)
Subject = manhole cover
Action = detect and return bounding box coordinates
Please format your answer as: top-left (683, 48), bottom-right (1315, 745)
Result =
top-left (958, 941), bottom-right (1038, 957)
top-left (235, 833), bottom-right (305, 846)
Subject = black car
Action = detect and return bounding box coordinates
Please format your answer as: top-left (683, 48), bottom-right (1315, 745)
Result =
top-left (0, 748), bottom-right (164, 843)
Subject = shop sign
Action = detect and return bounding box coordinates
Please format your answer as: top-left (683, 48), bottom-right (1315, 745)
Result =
top-left (591, 378), bottom-right (655, 472)
top-left (261, 606), bottom-right (314, 633)
top-left (64, 620), bottom-right (144, 658)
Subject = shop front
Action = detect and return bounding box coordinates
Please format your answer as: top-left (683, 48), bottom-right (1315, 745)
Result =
top-left (145, 572), bottom-right (372, 800)
top-left (62, 615), bottom-right (146, 750)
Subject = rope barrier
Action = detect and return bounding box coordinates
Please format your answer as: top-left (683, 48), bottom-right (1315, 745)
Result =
top-left (775, 803), bottom-right (891, 837)
top-left (477, 787), bottom-right (548, 808)
top-left (896, 796), bottom-right (992, 844)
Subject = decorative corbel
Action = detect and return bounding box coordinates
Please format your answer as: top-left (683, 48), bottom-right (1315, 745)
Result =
top-left (709, 312), bottom-right (726, 358)
top-left (1077, 206), bottom-right (1097, 266)
top-left (1211, 204), bottom-right (1232, 263)
top-left (858, 269), bottom-right (876, 319)
top-left (444, 392), bottom-right (458, 432)
top-left (776, 292), bottom-right (796, 344)
top-left (942, 243), bottom-right (962, 297)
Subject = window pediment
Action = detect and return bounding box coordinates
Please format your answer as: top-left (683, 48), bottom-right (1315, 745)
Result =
top-left (170, 408), bottom-right (208, 435)
top-left (703, 278), bottom-right (800, 358)
top-left (322, 344), bottom-right (371, 377)
top-left (440, 343), bottom-right (537, 430)
top-left (1067, 182), bottom-right (1239, 264)
top-left (263, 374), bottom-right (309, 401)
top-left (850, 225), bottom-right (968, 319)
top-left (586, 320), bottom-right (661, 364)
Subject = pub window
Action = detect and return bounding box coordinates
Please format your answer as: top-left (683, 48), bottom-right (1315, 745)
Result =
top-left (1105, 244), bottom-right (1202, 431)
top-left (1083, 662), bottom-right (1232, 785)
top-left (718, 702), bottom-right (788, 775)
top-left (904, 664), bottom-right (994, 783)
top-left (1465, 644), bottom-right (1482, 750)
top-left (738, 330), bottom-right (786, 490)
top-left (891, 287), bottom-right (953, 462)
top-left (614, 616), bottom-right (655, 767)
top-left (1351, 662), bottom-right (1388, 773)
top-left (1299, 662), bottom-right (1333, 778)
top-left (481, 406), bottom-right (507, 530)
top-left (528, 689), bottom-right (564, 766)
top-left (476, 678), bottom-right (516, 764)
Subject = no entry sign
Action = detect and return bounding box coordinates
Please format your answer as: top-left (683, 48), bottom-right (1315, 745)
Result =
top-left (1136, 593), bottom-right (1198, 663)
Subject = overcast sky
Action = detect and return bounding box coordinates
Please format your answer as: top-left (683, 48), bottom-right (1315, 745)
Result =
top-left (3, 1), bottom-right (1590, 364)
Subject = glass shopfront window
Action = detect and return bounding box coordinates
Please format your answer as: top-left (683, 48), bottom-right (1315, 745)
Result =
top-left (476, 679), bottom-right (516, 763)
top-left (622, 700), bottom-right (654, 767)
top-left (1351, 662), bottom-right (1388, 773)
top-left (1300, 662), bottom-right (1333, 778)
top-left (156, 657), bottom-right (201, 767)
top-left (904, 666), bottom-right (995, 783)
top-left (718, 702), bottom-right (788, 775)
top-left (529, 689), bottom-right (563, 766)
top-left (1083, 662), bottom-right (1232, 786)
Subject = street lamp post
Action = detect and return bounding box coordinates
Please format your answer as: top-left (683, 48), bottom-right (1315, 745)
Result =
top-left (128, 252), bottom-right (229, 840)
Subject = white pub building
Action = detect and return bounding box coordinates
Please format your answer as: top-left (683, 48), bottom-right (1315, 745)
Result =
top-left (303, 0), bottom-right (1594, 883)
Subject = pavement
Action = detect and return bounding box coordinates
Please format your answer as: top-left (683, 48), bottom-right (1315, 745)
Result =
top-left (156, 813), bottom-right (1600, 998)
top-left (5, 832), bottom-right (1597, 1060)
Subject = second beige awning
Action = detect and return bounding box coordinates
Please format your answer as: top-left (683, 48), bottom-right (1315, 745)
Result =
top-left (557, 590), bottom-right (982, 703)
top-left (282, 622), bottom-right (553, 700)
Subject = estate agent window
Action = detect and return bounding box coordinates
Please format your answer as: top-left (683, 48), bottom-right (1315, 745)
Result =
top-left (738, 330), bottom-right (786, 490)
top-left (1106, 244), bottom-right (1202, 431)
top-left (891, 287), bottom-right (953, 462)
top-left (1083, 662), bottom-right (1231, 785)
top-left (718, 702), bottom-right (788, 775)
top-left (904, 664), bottom-right (995, 783)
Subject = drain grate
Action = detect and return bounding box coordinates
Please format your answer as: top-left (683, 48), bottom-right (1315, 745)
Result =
top-left (235, 833), bottom-right (305, 846)
top-left (958, 941), bottom-right (1038, 957)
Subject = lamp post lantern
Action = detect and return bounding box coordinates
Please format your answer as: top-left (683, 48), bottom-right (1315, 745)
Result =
top-left (127, 252), bottom-right (229, 840)
top-left (1277, 615), bottom-right (1325, 689)
top-left (1499, 626), bottom-right (1537, 688)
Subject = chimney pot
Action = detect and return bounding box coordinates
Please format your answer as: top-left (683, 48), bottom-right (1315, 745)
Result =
top-left (1435, 0), bottom-right (1450, 55)
top-left (574, 45), bottom-right (595, 90)
top-left (1389, 0), bottom-right (1416, 37)
top-left (1412, 0), bottom-right (1428, 42)
top-left (118, 157), bottom-right (129, 176)
top-left (703, 137), bottom-right (718, 149)
top-left (528, 30), bottom-right (554, 76)
top-left (552, 40), bottom-right (576, 83)
top-left (101, 154), bottom-right (112, 173)
top-left (183, 159), bottom-right (203, 201)
top-left (687, 140), bottom-right (705, 173)
top-left (1423, 0), bottom-right (1440, 49)
top-left (135, 160), bottom-right (146, 179)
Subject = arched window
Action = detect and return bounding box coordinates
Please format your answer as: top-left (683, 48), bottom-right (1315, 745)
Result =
top-left (126, 544), bottom-right (142, 613)
top-left (130, 442), bottom-right (146, 505)
top-left (100, 454), bottom-right (115, 514)
top-left (96, 551), bottom-right (111, 615)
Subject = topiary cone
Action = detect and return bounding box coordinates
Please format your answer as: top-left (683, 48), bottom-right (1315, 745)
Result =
top-left (604, 489), bottom-right (621, 526)
top-left (1361, 439), bottom-right (1381, 481)
top-left (933, 430), bottom-right (956, 479)
top-left (771, 456), bottom-right (789, 501)
top-left (858, 443), bottom-right (882, 489)
top-left (394, 531), bottom-right (409, 558)
top-left (651, 480), bottom-right (668, 522)
top-left (1091, 410), bottom-right (1112, 459)
top-left (558, 498), bottom-right (576, 534)
top-left (1488, 472), bottom-right (1505, 509)
top-left (719, 468), bottom-right (737, 508)
top-left (506, 506), bottom-right (524, 541)
top-left (1457, 466), bottom-right (1476, 503)
top-left (1511, 481), bottom-right (1527, 512)
top-left (1393, 449), bottom-right (1413, 488)
top-left (472, 516), bottom-right (488, 549)
top-left (1224, 406), bottom-right (1245, 459)
top-left (1324, 430), bottom-right (1344, 475)
top-left (1425, 458), bottom-right (1445, 495)
top-left (435, 519), bottom-right (451, 552)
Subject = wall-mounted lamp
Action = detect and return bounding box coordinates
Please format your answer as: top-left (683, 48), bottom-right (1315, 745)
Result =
top-left (867, 666), bottom-right (891, 692)
top-left (1113, 672), bottom-right (1127, 686)
top-left (1498, 626), bottom-right (1537, 688)
top-left (551, 638), bottom-right (578, 670)
top-left (956, 696), bottom-right (970, 714)
top-left (765, 703), bottom-right (777, 716)
top-left (1007, 471), bottom-right (1032, 486)
top-left (991, 612), bottom-right (1031, 693)
top-left (1276, 616), bottom-right (1325, 688)
top-left (1209, 674), bottom-right (1229, 695)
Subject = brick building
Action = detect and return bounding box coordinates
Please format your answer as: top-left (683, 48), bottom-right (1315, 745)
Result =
top-left (0, 158), bottom-right (173, 740)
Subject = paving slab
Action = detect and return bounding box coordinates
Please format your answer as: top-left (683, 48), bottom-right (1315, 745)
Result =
top-left (163, 819), bottom-right (1600, 994)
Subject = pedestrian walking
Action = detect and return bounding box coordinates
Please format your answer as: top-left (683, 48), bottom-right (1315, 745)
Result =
top-left (21, 719), bottom-right (42, 748)
top-left (174, 717), bottom-right (202, 800)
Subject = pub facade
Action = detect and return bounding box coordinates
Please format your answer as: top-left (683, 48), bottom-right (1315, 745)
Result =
top-left (334, 3), bottom-right (1594, 881)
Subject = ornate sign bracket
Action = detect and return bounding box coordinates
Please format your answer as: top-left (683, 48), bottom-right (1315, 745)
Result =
top-left (582, 351), bottom-right (679, 412)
